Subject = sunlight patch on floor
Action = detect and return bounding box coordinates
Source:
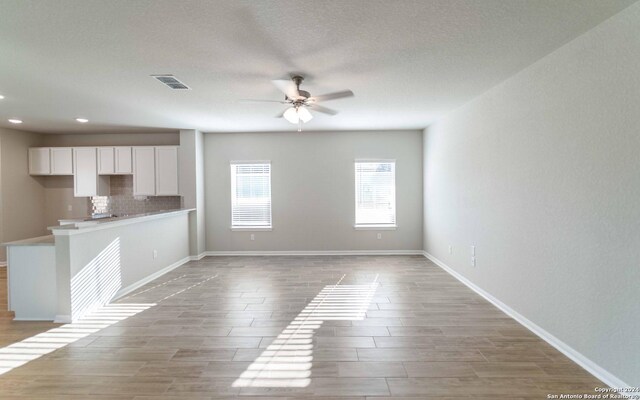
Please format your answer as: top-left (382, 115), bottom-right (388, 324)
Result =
top-left (232, 275), bottom-right (379, 388)
top-left (0, 303), bottom-right (154, 375)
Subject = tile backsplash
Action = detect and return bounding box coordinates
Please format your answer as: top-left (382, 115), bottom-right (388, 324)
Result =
top-left (90, 175), bottom-right (181, 216)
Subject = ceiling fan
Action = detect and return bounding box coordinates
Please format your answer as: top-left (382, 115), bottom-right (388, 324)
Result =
top-left (241, 75), bottom-right (354, 131)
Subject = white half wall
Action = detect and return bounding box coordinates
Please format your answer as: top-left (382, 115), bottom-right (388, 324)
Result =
top-left (54, 212), bottom-right (190, 320)
top-left (205, 130), bottom-right (423, 252)
top-left (423, 3), bottom-right (640, 386)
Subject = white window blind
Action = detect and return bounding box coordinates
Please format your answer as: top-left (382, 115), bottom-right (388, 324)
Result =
top-left (231, 162), bottom-right (272, 228)
top-left (355, 161), bottom-right (396, 226)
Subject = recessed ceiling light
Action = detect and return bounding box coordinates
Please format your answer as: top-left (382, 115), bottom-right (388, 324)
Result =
top-left (0, 95), bottom-right (5, 100)
top-left (8, 119), bottom-right (22, 124)
top-left (75, 118), bottom-right (89, 123)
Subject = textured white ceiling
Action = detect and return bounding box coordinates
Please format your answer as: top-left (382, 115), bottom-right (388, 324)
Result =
top-left (0, 0), bottom-right (635, 133)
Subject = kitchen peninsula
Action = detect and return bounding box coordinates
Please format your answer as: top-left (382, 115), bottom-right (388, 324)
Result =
top-left (3, 209), bottom-right (193, 322)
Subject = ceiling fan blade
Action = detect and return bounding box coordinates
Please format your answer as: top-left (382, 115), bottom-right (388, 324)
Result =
top-left (310, 90), bottom-right (354, 102)
top-left (272, 79), bottom-right (301, 100)
top-left (238, 99), bottom-right (288, 104)
top-left (308, 104), bottom-right (338, 115)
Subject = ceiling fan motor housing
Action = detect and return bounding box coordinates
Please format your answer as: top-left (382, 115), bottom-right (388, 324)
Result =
top-left (260, 75), bottom-right (354, 128)
top-left (290, 75), bottom-right (310, 100)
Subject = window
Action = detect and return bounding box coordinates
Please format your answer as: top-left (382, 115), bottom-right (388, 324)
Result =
top-left (355, 160), bottom-right (396, 228)
top-left (231, 162), bottom-right (272, 229)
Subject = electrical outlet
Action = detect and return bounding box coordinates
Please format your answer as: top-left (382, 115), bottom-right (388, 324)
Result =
top-left (250, 234), bottom-right (255, 241)
top-left (471, 257), bottom-right (476, 267)
top-left (471, 245), bottom-right (476, 256)
top-left (448, 245), bottom-right (452, 254)
top-left (153, 250), bottom-right (158, 259)
top-left (377, 233), bottom-right (382, 240)
top-left (67, 205), bottom-right (73, 212)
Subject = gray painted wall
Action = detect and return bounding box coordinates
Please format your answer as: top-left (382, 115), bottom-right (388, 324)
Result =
top-left (0, 128), bottom-right (47, 261)
top-left (423, 3), bottom-right (640, 385)
top-left (205, 130), bottom-right (423, 252)
top-left (39, 132), bottom-right (179, 147)
top-left (179, 129), bottom-right (206, 257)
top-left (43, 176), bottom-right (89, 227)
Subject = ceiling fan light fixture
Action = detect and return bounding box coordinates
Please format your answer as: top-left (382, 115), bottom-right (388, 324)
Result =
top-left (283, 107), bottom-right (299, 124)
top-left (263, 75), bottom-right (353, 130)
top-left (298, 107), bottom-right (313, 123)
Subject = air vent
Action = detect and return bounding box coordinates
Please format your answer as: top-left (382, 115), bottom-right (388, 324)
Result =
top-left (151, 75), bottom-right (191, 90)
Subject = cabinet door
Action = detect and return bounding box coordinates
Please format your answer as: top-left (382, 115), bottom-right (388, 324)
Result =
top-left (155, 147), bottom-right (179, 195)
top-left (28, 148), bottom-right (51, 175)
top-left (114, 147), bottom-right (132, 174)
top-left (73, 147), bottom-right (99, 197)
top-left (98, 147), bottom-right (115, 175)
top-left (50, 148), bottom-right (73, 175)
top-left (133, 147), bottom-right (156, 196)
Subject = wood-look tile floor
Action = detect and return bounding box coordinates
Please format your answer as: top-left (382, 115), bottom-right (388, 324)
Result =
top-left (0, 256), bottom-right (604, 399)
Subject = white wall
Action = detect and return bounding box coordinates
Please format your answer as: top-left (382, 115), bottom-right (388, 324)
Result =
top-left (205, 130), bottom-right (423, 252)
top-left (423, 3), bottom-right (640, 386)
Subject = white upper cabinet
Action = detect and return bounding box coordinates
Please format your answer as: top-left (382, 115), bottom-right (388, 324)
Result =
top-left (29, 147), bottom-right (73, 175)
top-left (28, 148), bottom-right (51, 175)
top-left (50, 148), bottom-right (73, 175)
top-left (73, 147), bottom-right (110, 197)
top-left (133, 147), bottom-right (156, 196)
top-left (133, 146), bottom-right (179, 196)
top-left (97, 147), bottom-right (115, 175)
top-left (155, 146), bottom-right (179, 196)
top-left (29, 145), bottom-right (177, 197)
top-left (98, 147), bottom-right (132, 175)
top-left (114, 147), bottom-right (132, 174)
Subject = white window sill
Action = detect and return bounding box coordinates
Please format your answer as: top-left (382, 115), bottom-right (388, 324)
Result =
top-left (231, 226), bottom-right (272, 231)
top-left (354, 225), bottom-right (397, 231)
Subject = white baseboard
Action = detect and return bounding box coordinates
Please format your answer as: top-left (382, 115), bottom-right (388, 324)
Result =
top-left (189, 252), bottom-right (207, 261)
top-left (422, 251), bottom-right (636, 398)
top-left (53, 314), bottom-right (71, 324)
top-left (113, 256), bottom-right (191, 300)
top-left (204, 250), bottom-right (424, 256)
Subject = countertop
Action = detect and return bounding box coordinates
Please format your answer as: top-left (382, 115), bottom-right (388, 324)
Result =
top-left (2, 235), bottom-right (55, 247)
top-left (48, 208), bottom-right (195, 236)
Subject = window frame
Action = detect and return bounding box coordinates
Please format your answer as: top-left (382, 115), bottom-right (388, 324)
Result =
top-left (230, 160), bottom-right (273, 231)
top-left (354, 159), bottom-right (397, 230)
